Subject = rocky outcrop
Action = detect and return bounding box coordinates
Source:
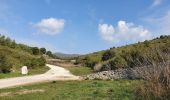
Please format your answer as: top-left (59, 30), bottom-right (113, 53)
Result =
top-left (82, 65), bottom-right (166, 80)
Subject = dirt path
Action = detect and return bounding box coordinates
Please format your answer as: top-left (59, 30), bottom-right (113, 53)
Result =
top-left (0, 64), bottom-right (79, 89)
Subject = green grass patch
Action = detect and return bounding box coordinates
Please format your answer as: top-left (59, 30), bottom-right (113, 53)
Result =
top-left (0, 72), bottom-right (21, 79)
top-left (67, 66), bottom-right (93, 76)
top-left (0, 80), bottom-right (141, 100)
top-left (0, 66), bottom-right (49, 79)
top-left (28, 66), bottom-right (49, 75)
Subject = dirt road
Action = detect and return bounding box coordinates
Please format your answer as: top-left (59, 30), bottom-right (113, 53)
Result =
top-left (0, 64), bottom-right (79, 89)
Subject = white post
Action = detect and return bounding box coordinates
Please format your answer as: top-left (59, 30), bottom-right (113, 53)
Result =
top-left (21, 66), bottom-right (28, 75)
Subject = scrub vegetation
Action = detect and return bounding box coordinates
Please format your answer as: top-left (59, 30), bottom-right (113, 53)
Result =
top-left (0, 34), bottom-right (54, 77)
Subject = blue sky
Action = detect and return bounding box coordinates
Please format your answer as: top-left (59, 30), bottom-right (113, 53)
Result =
top-left (0, 0), bottom-right (170, 54)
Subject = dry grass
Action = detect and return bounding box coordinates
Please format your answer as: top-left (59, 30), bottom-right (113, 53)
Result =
top-left (0, 89), bottom-right (45, 97)
top-left (135, 51), bottom-right (170, 100)
top-left (46, 59), bottom-right (79, 68)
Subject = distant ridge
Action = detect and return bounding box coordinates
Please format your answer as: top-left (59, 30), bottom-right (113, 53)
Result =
top-left (54, 52), bottom-right (81, 59)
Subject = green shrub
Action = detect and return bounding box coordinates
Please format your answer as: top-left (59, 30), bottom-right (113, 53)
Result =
top-left (144, 40), bottom-right (150, 47)
top-left (108, 55), bottom-right (127, 70)
top-left (102, 50), bottom-right (116, 61)
top-left (75, 35), bottom-right (170, 71)
top-left (24, 57), bottom-right (46, 69)
top-left (0, 54), bottom-right (12, 73)
top-left (31, 47), bottom-right (40, 55)
top-left (40, 48), bottom-right (46, 54)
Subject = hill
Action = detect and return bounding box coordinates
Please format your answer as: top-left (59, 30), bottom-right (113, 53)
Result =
top-left (54, 52), bottom-right (80, 59)
top-left (75, 35), bottom-right (170, 71)
top-left (0, 34), bottom-right (56, 77)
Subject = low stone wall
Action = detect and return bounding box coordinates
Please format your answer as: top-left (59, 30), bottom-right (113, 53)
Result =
top-left (82, 65), bottom-right (165, 80)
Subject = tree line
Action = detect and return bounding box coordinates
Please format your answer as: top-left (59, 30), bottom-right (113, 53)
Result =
top-left (0, 34), bottom-right (57, 73)
top-left (0, 34), bottom-right (57, 58)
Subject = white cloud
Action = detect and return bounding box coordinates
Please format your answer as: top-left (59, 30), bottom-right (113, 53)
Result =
top-left (144, 10), bottom-right (170, 36)
top-left (98, 20), bottom-right (152, 43)
top-left (33, 18), bottom-right (65, 35)
top-left (151, 0), bottom-right (163, 7)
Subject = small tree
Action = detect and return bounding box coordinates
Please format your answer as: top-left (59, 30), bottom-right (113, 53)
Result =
top-left (144, 40), bottom-right (149, 47)
top-left (0, 54), bottom-right (12, 73)
top-left (109, 55), bottom-right (127, 70)
top-left (37, 56), bottom-right (46, 66)
top-left (46, 51), bottom-right (53, 57)
top-left (40, 48), bottom-right (46, 54)
top-left (102, 50), bottom-right (116, 61)
top-left (32, 47), bottom-right (40, 55)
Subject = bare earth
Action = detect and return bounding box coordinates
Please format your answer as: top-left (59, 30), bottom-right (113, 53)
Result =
top-left (0, 64), bottom-right (79, 89)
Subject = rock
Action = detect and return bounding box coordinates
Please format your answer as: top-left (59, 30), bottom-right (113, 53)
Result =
top-left (82, 66), bottom-right (155, 80)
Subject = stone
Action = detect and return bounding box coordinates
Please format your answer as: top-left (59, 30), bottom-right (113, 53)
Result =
top-left (82, 66), bottom-right (159, 80)
top-left (21, 66), bottom-right (28, 75)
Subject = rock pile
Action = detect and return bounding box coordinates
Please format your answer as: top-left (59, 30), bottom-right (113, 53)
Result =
top-left (82, 65), bottom-right (165, 80)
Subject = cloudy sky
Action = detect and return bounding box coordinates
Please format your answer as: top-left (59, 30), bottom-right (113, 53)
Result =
top-left (0, 0), bottom-right (170, 54)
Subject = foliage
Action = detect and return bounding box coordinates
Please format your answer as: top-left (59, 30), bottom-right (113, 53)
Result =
top-left (0, 34), bottom-right (49, 74)
top-left (0, 34), bottom-right (56, 58)
top-left (31, 47), bottom-right (40, 55)
top-left (40, 48), bottom-right (46, 54)
top-left (24, 56), bottom-right (46, 69)
top-left (76, 35), bottom-right (170, 71)
top-left (135, 62), bottom-right (170, 100)
top-left (83, 56), bottom-right (100, 68)
top-left (0, 54), bottom-right (12, 73)
top-left (46, 51), bottom-right (52, 56)
top-left (108, 55), bottom-right (127, 70)
top-left (102, 49), bottom-right (116, 61)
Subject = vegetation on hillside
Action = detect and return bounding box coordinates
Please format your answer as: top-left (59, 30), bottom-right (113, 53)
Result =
top-left (67, 66), bottom-right (93, 76)
top-left (75, 35), bottom-right (170, 99)
top-left (134, 56), bottom-right (170, 99)
top-left (76, 35), bottom-right (170, 71)
top-left (0, 34), bottom-right (56, 74)
top-left (54, 52), bottom-right (80, 60)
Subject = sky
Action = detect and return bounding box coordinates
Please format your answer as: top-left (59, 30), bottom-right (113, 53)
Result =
top-left (0, 0), bottom-right (170, 54)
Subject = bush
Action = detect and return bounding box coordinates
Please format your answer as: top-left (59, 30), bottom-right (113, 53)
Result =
top-left (40, 48), bottom-right (46, 54)
top-left (31, 47), bottom-right (40, 55)
top-left (25, 56), bottom-right (46, 68)
top-left (37, 56), bottom-right (46, 66)
top-left (46, 51), bottom-right (52, 56)
top-left (135, 63), bottom-right (170, 100)
top-left (108, 55), bottom-right (127, 70)
top-left (83, 56), bottom-right (99, 68)
top-left (102, 50), bottom-right (116, 61)
top-left (0, 54), bottom-right (12, 73)
top-left (135, 52), bottom-right (170, 99)
top-left (144, 40), bottom-right (149, 47)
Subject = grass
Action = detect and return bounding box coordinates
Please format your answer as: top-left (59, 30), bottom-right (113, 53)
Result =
top-left (0, 80), bottom-right (141, 100)
top-left (67, 66), bottom-right (93, 76)
top-left (0, 72), bottom-right (21, 79)
top-left (0, 66), bottom-right (49, 79)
